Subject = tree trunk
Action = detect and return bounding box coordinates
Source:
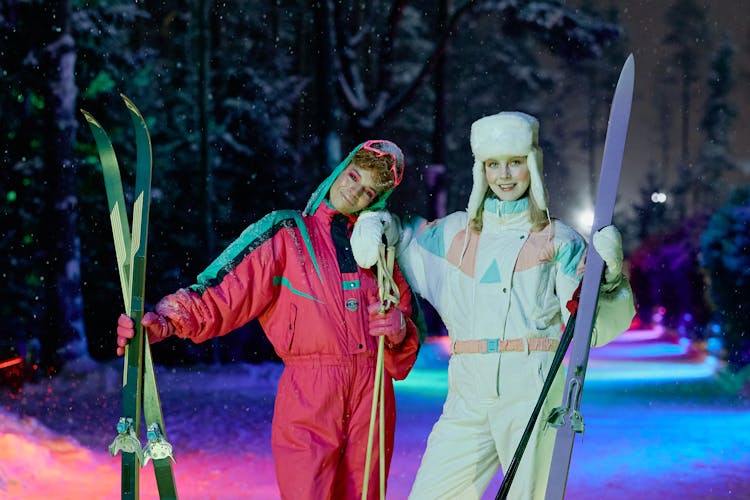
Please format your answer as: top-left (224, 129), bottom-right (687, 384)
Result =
top-left (314, 0), bottom-right (342, 168)
top-left (431, 0), bottom-right (449, 169)
top-left (428, 0), bottom-right (450, 221)
top-left (585, 72), bottom-right (600, 206)
top-left (40, 0), bottom-right (89, 370)
top-left (198, 0), bottom-right (215, 261)
top-left (421, 0), bottom-right (450, 337)
top-left (197, 0), bottom-right (221, 364)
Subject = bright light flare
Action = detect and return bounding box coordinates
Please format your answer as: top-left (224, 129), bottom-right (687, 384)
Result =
top-left (575, 207), bottom-right (595, 235)
top-left (651, 191), bottom-right (667, 203)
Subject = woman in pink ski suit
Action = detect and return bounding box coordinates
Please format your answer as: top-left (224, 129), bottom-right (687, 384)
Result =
top-left (116, 140), bottom-right (422, 499)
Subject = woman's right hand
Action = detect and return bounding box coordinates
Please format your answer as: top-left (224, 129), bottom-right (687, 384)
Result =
top-left (115, 312), bottom-right (175, 356)
top-left (116, 314), bottom-right (135, 356)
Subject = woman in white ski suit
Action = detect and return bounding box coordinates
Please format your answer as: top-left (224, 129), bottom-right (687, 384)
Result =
top-left (354, 111), bottom-right (635, 499)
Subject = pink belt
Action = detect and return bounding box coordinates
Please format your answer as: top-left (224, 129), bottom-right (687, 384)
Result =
top-left (451, 337), bottom-right (559, 355)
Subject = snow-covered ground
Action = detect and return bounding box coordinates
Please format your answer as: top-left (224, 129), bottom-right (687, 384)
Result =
top-left (2, 327), bottom-right (749, 499)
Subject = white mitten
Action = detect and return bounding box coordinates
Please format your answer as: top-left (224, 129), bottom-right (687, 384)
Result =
top-left (382, 213), bottom-right (399, 247)
top-left (592, 225), bottom-right (623, 284)
top-left (351, 210), bottom-right (397, 268)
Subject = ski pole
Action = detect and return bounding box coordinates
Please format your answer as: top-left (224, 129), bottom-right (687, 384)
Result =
top-left (363, 335), bottom-right (385, 500)
top-left (494, 285), bottom-right (580, 499)
top-left (363, 243), bottom-right (399, 500)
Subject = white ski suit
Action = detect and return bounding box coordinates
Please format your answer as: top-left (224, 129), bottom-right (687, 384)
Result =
top-left (400, 197), bottom-right (635, 500)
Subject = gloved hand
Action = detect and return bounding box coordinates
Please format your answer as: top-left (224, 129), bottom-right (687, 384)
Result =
top-left (115, 312), bottom-right (175, 357)
top-left (592, 224), bottom-right (624, 284)
top-left (367, 300), bottom-right (406, 347)
top-left (351, 210), bottom-right (398, 268)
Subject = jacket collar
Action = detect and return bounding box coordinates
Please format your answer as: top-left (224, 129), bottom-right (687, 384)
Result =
top-left (482, 196), bottom-right (531, 231)
top-left (313, 199), bottom-right (357, 226)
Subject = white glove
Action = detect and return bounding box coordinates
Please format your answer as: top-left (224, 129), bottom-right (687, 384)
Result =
top-left (592, 225), bottom-right (623, 284)
top-left (351, 210), bottom-right (398, 268)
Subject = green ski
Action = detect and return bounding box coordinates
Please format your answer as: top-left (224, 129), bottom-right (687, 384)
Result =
top-left (81, 95), bottom-right (177, 500)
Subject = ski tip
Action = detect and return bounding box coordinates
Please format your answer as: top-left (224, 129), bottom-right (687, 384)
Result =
top-left (623, 53), bottom-right (635, 74)
top-left (80, 108), bottom-right (101, 127)
top-left (614, 54), bottom-right (635, 100)
top-left (120, 94), bottom-right (145, 119)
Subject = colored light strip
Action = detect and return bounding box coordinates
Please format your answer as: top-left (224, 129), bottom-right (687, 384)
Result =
top-left (0, 356), bottom-right (23, 370)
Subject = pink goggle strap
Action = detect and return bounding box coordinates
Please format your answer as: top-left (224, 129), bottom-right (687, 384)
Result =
top-left (362, 139), bottom-right (404, 187)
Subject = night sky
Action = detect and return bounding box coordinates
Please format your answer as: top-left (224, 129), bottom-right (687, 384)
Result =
top-left (568, 0), bottom-right (749, 222)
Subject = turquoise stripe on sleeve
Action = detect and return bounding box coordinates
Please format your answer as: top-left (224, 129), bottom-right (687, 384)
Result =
top-left (414, 218), bottom-right (447, 258)
top-left (555, 238), bottom-right (586, 278)
top-left (191, 209), bottom-right (322, 293)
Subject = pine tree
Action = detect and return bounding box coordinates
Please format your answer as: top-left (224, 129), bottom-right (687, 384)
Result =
top-left (1, 0), bottom-right (92, 371)
top-left (663, 0), bottom-right (710, 216)
top-left (700, 188), bottom-right (750, 370)
top-left (695, 39), bottom-right (737, 211)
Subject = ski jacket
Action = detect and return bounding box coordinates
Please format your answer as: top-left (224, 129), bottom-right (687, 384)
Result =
top-left (397, 197), bottom-right (635, 397)
top-left (159, 200), bottom-right (419, 378)
top-left (152, 142), bottom-right (421, 499)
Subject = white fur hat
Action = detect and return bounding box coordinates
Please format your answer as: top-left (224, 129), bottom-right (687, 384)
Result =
top-left (467, 111), bottom-right (546, 219)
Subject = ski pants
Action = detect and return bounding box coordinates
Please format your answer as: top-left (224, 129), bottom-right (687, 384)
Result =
top-left (409, 352), bottom-right (563, 500)
top-left (271, 354), bottom-right (396, 500)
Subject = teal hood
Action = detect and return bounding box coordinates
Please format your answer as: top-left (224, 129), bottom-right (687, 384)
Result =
top-left (303, 142), bottom-right (398, 216)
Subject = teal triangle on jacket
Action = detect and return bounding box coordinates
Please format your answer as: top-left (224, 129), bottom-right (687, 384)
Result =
top-left (480, 260), bottom-right (502, 284)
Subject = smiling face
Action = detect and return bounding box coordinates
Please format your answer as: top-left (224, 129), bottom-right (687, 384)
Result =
top-left (328, 165), bottom-right (382, 214)
top-left (484, 156), bottom-right (531, 202)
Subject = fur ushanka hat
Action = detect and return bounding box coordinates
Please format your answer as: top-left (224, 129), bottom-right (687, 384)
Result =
top-left (467, 111), bottom-right (545, 220)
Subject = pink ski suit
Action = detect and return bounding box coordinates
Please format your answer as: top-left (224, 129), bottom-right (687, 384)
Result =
top-left (155, 152), bottom-right (421, 499)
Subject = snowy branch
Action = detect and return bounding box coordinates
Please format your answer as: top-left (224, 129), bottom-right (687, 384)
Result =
top-left (361, 0), bottom-right (480, 129)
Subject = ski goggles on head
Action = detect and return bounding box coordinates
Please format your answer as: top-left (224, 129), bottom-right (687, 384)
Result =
top-left (361, 139), bottom-right (405, 187)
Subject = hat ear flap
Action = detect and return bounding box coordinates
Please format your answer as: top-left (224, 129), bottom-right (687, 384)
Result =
top-left (466, 159), bottom-right (488, 221)
top-left (527, 147), bottom-right (546, 211)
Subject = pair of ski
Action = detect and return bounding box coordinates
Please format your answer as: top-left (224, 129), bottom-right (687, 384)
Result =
top-left (81, 96), bottom-right (178, 500)
top-left (495, 54), bottom-right (635, 499)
